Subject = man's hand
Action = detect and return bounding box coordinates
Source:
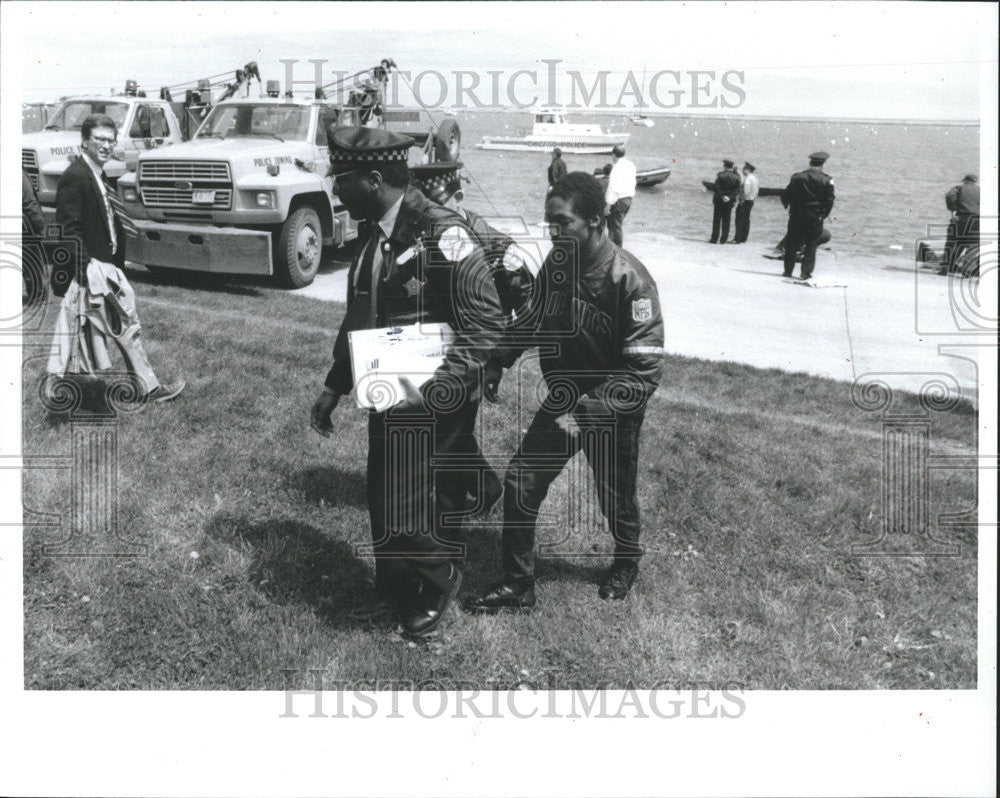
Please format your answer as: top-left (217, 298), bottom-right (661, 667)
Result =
top-left (484, 360), bottom-right (502, 404)
top-left (310, 389), bottom-right (341, 437)
top-left (396, 376), bottom-right (425, 411)
top-left (555, 412), bottom-right (581, 436)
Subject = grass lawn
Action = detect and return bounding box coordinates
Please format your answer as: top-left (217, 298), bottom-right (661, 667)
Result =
top-left (21, 270), bottom-right (979, 690)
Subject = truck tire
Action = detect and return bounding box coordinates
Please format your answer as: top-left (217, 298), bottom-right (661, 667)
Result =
top-left (276, 206), bottom-right (322, 288)
top-left (434, 119), bottom-right (461, 161)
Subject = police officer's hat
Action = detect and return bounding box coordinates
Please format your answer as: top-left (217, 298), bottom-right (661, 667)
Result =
top-left (327, 127), bottom-right (414, 175)
top-left (411, 161), bottom-right (464, 202)
top-left (723, 158), bottom-right (734, 168)
top-left (963, 173), bottom-right (978, 183)
top-left (743, 162), bottom-right (755, 171)
top-left (809, 151), bottom-right (830, 164)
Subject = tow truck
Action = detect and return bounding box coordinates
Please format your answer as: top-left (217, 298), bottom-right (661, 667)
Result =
top-left (117, 58), bottom-right (461, 288)
top-left (21, 62), bottom-right (260, 221)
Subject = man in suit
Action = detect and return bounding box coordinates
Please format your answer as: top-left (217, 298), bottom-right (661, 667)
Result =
top-left (310, 128), bottom-right (507, 637)
top-left (710, 159), bottom-right (742, 244)
top-left (781, 151), bottom-right (835, 280)
top-left (46, 114), bottom-right (184, 403)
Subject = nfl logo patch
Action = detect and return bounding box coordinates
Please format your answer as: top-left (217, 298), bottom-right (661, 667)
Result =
top-left (632, 298), bottom-right (652, 322)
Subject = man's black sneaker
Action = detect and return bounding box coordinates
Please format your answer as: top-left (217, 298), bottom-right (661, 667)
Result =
top-left (598, 562), bottom-right (638, 600)
top-left (464, 582), bottom-right (536, 614)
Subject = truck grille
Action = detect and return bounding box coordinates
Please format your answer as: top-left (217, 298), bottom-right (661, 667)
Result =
top-left (140, 187), bottom-right (233, 210)
top-left (22, 150), bottom-right (39, 189)
top-left (138, 161), bottom-right (231, 181)
top-left (138, 160), bottom-right (233, 210)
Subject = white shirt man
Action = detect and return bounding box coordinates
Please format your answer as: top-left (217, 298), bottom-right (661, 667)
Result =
top-left (734, 162), bottom-right (759, 244)
top-left (605, 146), bottom-right (637, 247)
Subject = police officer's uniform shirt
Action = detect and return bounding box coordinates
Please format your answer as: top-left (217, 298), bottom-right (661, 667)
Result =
top-left (82, 150), bottom-right (117, 255)
top-left (353, 193), bottom-right (404, 297)
top-left (741, 173), bottom-right (760, 202)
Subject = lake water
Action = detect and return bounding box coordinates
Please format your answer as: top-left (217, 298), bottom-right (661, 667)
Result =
top-left (411, 111), bottom-right (980, 258)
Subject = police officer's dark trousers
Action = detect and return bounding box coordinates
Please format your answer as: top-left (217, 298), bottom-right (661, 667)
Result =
top-left (783, 210), bottom-right (824, 278)
top-left (711, 198), bottom-right (734, 244)
top-left (734, 200), bottom-right (754, 243)
top-left (501, 404), bottom-right (646, 585)
top-left (367, 398), bottom-right (478, 600)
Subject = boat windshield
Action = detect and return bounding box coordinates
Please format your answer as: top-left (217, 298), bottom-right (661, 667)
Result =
top-left (197, 103), bottom-right (311, 141)
top-left (45, 101), bottom-right (129, 131)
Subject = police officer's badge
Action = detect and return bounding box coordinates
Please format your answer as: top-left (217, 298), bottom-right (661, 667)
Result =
top-left (404, 276), bottom-right (425, 297)
top-left (437, 225), bottom-right (475, 262)
top-left (632, 298), bottom-right (652, 322)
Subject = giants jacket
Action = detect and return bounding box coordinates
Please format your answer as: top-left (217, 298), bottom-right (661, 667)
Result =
top-left (325, 185), bottom-right (507, 404)
top-left (508, 235), bottom-right (665, 414)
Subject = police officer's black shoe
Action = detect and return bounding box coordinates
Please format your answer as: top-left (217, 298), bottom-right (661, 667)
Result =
top-left (598, 561), bottom-right (638, 600)
top-left (464, 582), bottom-right (536, 614)
top-left (401, 566), bottom-right (462, 638)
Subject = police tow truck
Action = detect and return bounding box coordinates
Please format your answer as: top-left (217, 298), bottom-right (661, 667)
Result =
top-left (116, 58), bottom-right (461, 288)
top-left (21, 62), bottom-right (261, 221)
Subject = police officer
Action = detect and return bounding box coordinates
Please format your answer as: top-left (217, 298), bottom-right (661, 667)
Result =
top-left (781, 151), bottom-right (835, 280)
top-left (410, 161), bottom-right (538, 516)
top-left (710, 159), bottom-right (742, 244)
top-left (941, 173), bottom-right (980, 276)
top-left (465, 172), bottom-right (665, 613)
top-left (310, 128), bottom-right (507, 637)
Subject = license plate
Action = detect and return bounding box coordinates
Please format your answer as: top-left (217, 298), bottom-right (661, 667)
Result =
top-left (191, 189), bottom-right (215, 204)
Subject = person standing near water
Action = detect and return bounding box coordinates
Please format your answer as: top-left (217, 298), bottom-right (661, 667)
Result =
top-left (780, 151), bottom-right (835, 280)
top-left (710, 159), bottom-right (742, 244)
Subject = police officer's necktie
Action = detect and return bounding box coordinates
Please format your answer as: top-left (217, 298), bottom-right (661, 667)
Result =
top-left (355, 224), bottom-right (380, 296)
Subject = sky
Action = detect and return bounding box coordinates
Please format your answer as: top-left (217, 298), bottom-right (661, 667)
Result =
top-left (5, 1), bottom-right (996, 120)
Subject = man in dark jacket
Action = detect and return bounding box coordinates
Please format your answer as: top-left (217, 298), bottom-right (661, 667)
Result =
top-left (46, 114), bottom-right (184, 403)
top-left (410, 160), bottom-right (537, 516)
top-left (547, 147), bottom-right (567, 191)
top-left (310, 128), bottom-right (508, 637)
top-left (710, 159), bottom-right (742, 244)
top-left (941, 174), bottom-right (980, 276)
top-left (781, 151), bottom-right (835, 280)
top-left (465, 172), bottom-right (665, 613)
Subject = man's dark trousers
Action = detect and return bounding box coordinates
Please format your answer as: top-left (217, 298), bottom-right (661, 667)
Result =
top-left (782, 210), bottom-right (824, 278)
top-left (711, 198), bottom-right (734, 244)
top-left (734, 200), bottom-right (754, 243)
top-left (607, 197), bottom-right (632, 247)
top-left (501, 405), bottom-right (645, 585)
top-left (367, 399), bottom-right (479, 600)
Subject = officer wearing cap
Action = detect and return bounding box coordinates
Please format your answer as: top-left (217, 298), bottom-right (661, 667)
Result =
top-left (309, 127), bottom-right (507, 638)
top-left (941, 173), bottom-right (979, 276)
top-left (710, 158), bottom-right (742, 244)
top-left (780, 151), bottom-right (835, 280)
top-left (410, 160), bottom-right (536, 516)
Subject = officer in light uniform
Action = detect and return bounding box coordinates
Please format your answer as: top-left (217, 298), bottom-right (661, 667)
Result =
top-left (310, 128), bottom-right (507, 638)
top-left (780, 151), bottom-right (835, 280)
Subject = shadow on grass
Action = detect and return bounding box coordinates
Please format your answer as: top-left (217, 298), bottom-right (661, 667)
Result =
top-left (289, 465), bottom-right (368, 508)
top-left (205, 513), bottom-right (377, 630)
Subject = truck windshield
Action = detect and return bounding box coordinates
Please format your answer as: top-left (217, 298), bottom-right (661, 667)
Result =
top-left (197, 104), bottom-right (310, 141)
top-left (22, 105), bottom-right (49, 133)
top-left (45, 101), bottom-right (129, 131)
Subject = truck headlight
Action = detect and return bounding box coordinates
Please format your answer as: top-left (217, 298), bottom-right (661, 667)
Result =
top-left (255, 192), bottom-right (274, 208)
top-left (122, 187), bottom-right (138, 202)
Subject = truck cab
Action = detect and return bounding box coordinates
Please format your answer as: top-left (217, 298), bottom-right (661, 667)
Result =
top-left (118, 95), bottom-right (369, 288)
top-left (22, 90), bottom-right (184, 216)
